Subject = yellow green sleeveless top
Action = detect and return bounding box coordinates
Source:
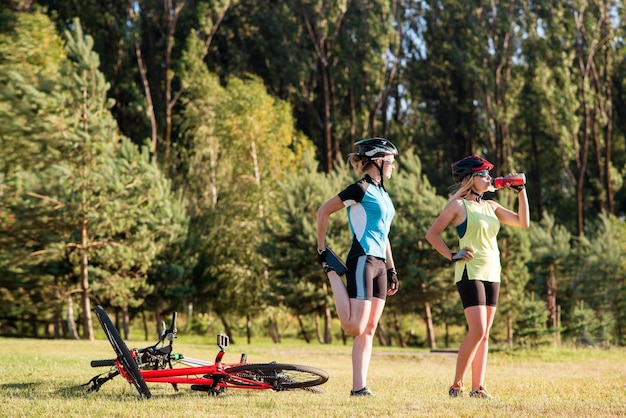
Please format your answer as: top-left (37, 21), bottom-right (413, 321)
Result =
top-left (454, 199), bottom-right (501, 283)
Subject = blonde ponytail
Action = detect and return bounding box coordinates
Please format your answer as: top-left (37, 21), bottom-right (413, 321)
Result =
top-left (449, 175), bottom-right (474, 200)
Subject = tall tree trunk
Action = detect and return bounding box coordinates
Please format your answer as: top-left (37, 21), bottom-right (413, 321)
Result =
top-left (80, 213), bottom-right (93, 340)
top-left (392, 310), bottom-right (406, 348)
top-left (483, 5), bottom-right (514, 174)
top-left (321, 57), bottom-right (333, 173)
top-left (219, 314), bottom-right (234, 344)
top-left (30, 314), bottom-right (38, 337)
top-left (546, 263), bottom-right (557, 331)
top-left (187, 302), bottom-right (194, 332)
top-left (301, 4), bottom-right (346, 173)
top-left (66, 295), bottom-right (79, 340)
top-left (251, 140), bottom-right (264, 218)
top-left (122, 306), bottom-right (130, 340)
top-left (315, 312), bottom-right (324, 344)
top-left (268, 315), bottom-right (281, 343)
top-left (376, 320), bottom-right (388, 346)
top-left (555, 305), bottom-right (561, 347)
top-left (575, 89), bottom-right (590, 237)
top-left (246, 314), bottom-right (252, 344)
top-left (162, 0), bottom-right (185, 170)
top-left (52, 304), bottom-right (60, 339)
top-left (79, 82), bottom-right (94, 341)
top-left (529, 130), bottom-right (543, 220)
top-left (423, 300), bottom-right (436, 350)
top-left (297, 315), bottom-right (311, 343)
top-left (142, 310), bottom-right (149, 342)
top-left (507, 315), bottom-right (513, 347)
top-left (349, 88), bottom-right (357, 144)
top-left (573, 8), bottom-right (602, 236)
top-left (600, 18), bottom-right (614, 214)
top-left (136, 38), bottom-right (157, 157)
top-left (128, 5), bottom-right (157, 158)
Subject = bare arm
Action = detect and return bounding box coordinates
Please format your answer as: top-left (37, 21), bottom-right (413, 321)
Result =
top-left (425, 199), bottom-right (465, 261)
top-left (316, 196), bottom-right (345, 250)
top-left (385, 240), bottom-right (395, 270)
top-left (489, 189), bottom-right (530, 228)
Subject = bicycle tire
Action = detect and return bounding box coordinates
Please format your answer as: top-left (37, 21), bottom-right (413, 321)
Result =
top-left (91, 359), bottom-right (117, 368)
top-left (95, 305), bottom-right (152, 398)
top-left (225, 363), bottom-right (328, 390)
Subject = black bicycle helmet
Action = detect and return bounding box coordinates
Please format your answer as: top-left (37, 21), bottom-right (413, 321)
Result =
top-left (452, 155), bottom-right (494, 182)
top-left (354, 137), bottom-right (398, 157)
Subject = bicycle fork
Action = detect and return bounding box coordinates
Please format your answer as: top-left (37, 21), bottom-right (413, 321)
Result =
top-left (82, 369), bottom-right (120, 393)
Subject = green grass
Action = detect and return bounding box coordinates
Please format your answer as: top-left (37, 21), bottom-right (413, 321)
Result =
top-left (1, 336), bottom-right (624, 417)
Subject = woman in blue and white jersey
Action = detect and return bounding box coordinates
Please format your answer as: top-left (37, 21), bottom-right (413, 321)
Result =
top-left (316, 137), bottom-right (399, 397)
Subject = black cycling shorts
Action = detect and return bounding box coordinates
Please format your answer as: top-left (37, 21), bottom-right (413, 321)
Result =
top-left (346, 255), bottom-right (387, 301)
top-left (456, 268), bottom-right (500, 308)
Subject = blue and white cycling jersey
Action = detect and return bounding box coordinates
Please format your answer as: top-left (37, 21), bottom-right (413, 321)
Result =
top-left (337, 174), bottom-right (395, 262)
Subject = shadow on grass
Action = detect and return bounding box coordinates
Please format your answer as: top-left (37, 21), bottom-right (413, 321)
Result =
top-left (0, 381), bottom-right (45, 399)
top-left (0, 380), bottom-right (105, 399)
top-left (1, 380), bottom-right (328, 400)
top-left (0, 382), bottom-right (41, 391)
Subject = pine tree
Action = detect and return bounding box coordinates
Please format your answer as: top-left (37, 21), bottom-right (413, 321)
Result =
top-left (0, 13), bottom-right (188, 338)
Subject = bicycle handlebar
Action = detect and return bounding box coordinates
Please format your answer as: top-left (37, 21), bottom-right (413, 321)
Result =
top-left (160, 312), bottom-right (178, 344)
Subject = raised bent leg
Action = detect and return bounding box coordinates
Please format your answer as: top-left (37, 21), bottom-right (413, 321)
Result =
top-left (326, 271), bottom-right (372, 336)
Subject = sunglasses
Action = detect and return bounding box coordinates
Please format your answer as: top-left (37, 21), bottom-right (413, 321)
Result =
top-left (473, 170), bottom-right (490, 178)
top-left (373, 157), bottom-right (395, 165)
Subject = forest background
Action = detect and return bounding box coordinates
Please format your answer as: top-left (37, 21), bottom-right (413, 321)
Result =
top-left (1, 0), bottom-right (625, 349)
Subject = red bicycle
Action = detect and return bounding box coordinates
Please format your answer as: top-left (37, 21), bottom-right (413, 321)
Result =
top-left (83, 305), bottom-right (329, 398)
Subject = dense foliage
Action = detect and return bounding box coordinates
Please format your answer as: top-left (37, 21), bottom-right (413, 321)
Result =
top-left (0, 1), bottom-right (624, 346)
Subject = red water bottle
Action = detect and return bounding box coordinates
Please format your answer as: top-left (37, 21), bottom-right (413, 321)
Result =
top-left (492, 173), bottom-right (526, 190)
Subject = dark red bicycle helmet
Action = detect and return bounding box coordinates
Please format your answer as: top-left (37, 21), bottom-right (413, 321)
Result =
top-left (451, 155), bottom-right (494, 182)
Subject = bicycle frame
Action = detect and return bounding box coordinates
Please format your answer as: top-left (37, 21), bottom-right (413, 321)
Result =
top-left (138, 366), bottom-right (274, 390)
top-left (126, 337), bottom-right (274, 390)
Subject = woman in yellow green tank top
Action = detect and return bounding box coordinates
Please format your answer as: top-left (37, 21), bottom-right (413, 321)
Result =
top-left (425, 155), bottom-right (529, 399)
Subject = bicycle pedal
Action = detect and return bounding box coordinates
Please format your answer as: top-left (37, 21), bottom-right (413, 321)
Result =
top-left (191, 384), bottom-right (211, 391)
top-left (191, 385), bottom-right (226, 396)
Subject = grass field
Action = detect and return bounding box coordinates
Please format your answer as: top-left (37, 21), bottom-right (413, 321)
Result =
top-left (1, 336), bottom-right (624, 417)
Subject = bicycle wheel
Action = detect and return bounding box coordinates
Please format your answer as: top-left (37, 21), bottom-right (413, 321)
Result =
top-left (95, 305), bottom-right (151, 398)
top-left (225, 363), bottom-right (328, 390)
